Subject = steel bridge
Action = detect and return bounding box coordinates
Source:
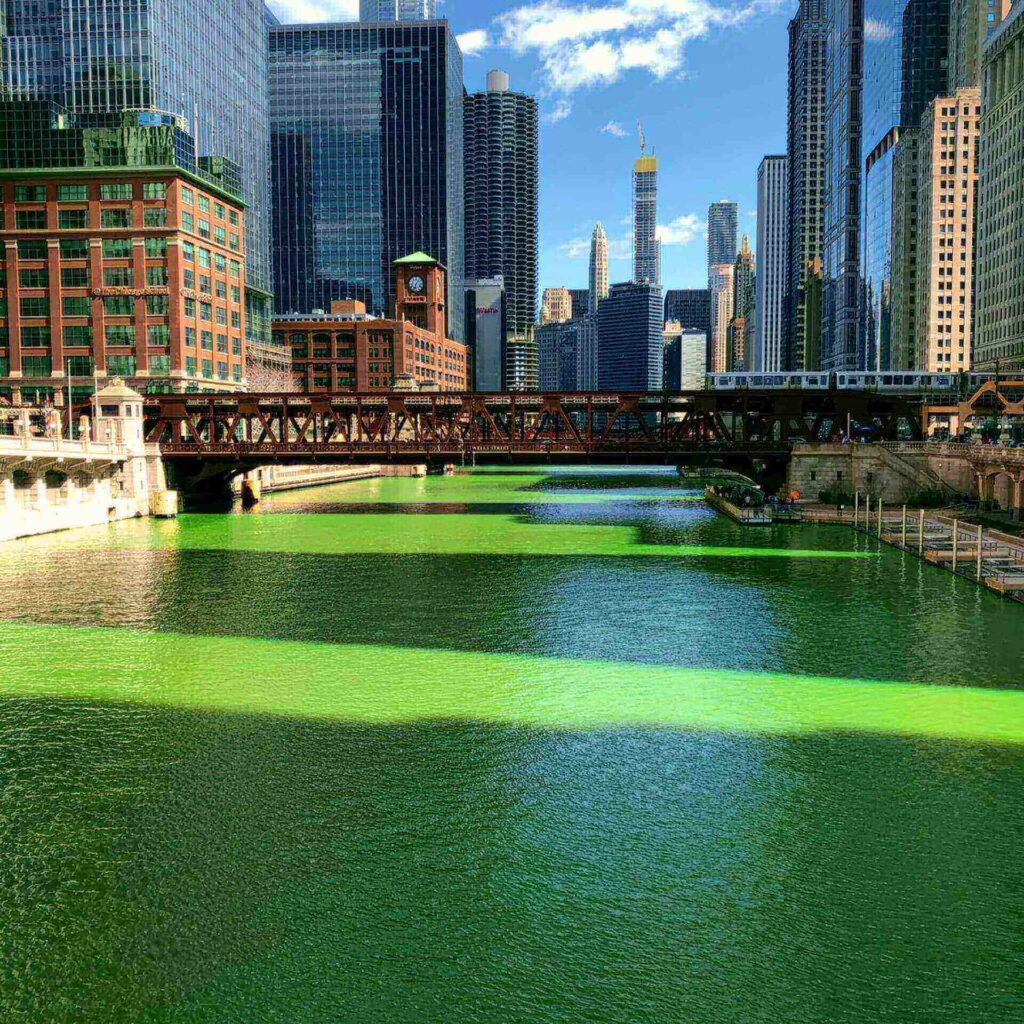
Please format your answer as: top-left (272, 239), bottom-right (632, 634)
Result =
top-left (143, 389), bottom-right (924, 468)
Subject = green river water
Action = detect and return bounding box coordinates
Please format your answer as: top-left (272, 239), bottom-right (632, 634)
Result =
top-left (1, 468), bottom-right (1022, 1022)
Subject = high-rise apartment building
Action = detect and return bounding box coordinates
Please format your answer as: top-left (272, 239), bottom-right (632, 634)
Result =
top-left (597, 282), bottom-right (663, 390)
top-left (359, 0), bottom-right (438, 19)
top-left (589, 223), bottom-right (609, 312)
top-left (664, 290), bottom-right (712, 336)
top-left (974, 5), bottom-right (1024, 371)
top-left (633, 156), bottom-right (660, 285)
top-left (949, 0), bottom-right (1012, 89)
top-left (910, 89), bottom-right (981, 372)
top-left (709, 263), bottom-right (735, 373)
top-left (0, 0), bottom-right (274, 367)
top-left (541, 287), bottom-right (572, 324)
top-left (861, 0), bottom-right (950, 370)
top-left (731, 237), bottom-right (756, 372)
top-left (786, 0), bottom-right (827, 370)
top-left (756, 156), bottom-right (789, 372)
top-left (821, 0), bottom-right (864, 370)
top-left (464, 70), bottom-right (539, 343)
top-left (269, 21), bottom-right (465, 341)
top-left (707, 201), bottom-right (739, 273)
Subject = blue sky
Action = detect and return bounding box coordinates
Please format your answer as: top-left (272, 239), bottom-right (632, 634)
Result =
top-left (269, 1), bottom-right (792, 292)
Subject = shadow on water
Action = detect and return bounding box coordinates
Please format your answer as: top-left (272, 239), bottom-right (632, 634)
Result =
top-left (2, 698), bottom-right (1023, 1024)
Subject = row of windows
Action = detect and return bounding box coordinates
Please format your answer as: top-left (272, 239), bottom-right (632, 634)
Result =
top-left (182, 357), bottom-right (243, 383)
top-left (10, 207), bottom-right (170, 230)
top-left (180, 186), bottom-right (239, 225)
top-left (3, 182), bottom-right (167, 203)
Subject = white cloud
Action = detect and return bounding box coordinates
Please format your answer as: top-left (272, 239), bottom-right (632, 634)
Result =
top-left (544, 98), bottom-right (574, 123)
top-left (457, 29), bottom-right (490, 56)
top-left (863, 18), bottom-right (895, 42)
top-left (559, 232), bottom-right (631, 258)
top-left (490, 0), bottom-right (771, 99)
top-left (269, 0), bottom-right (359, 21)
top-left (601, 120), bottom-right (629, 137)
top-left (657, 213), bottom-right (704, 245)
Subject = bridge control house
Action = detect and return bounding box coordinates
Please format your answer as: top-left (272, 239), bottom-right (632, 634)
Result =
top-left (0, 101), bottom-right (247, 405)
top-left (274, 254), bottom-right (467, 392)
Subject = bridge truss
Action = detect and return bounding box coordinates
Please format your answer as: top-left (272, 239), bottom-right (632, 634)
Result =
top-left (143, 390), bottom-right (923, 464)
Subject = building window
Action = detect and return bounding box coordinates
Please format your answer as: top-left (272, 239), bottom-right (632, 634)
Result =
top-left (147, 325), bottom-right (170, 345)
top-left (198, 248), bottom-right (211, 269)
top-left (185, 327), bottom-right (196, 348)
top-left (143, 208), bottom-right (167, 227)
top-left (58, 209), bottom-right (88, 229)
top-left (150, 355), bottom-right (171, 374)
top-left (57, 184), bottom-right (88, 202)
top-left (22, 354), bottom-right (52, 376)
top-left (19, 268), bottom-right (49, 288)
top-left (197, 194), bottom-right (210, 213)
top-left (145, 237), bottom-right (167, 257)
top-left (198, 218), bottom-right (211, 239)
top-left (182, 211), bottom-right (195, 233)
top-left (103, 267), bottom-right (134, 287)
top-left (63, 326), bottom-right (92, 346)
top-left (16, 210), bottom-right (47, 229)
top-left (99, 183), bottom-right (132, 200)
top-left (214, 226), bottom-right (226, 246)
top-left (214, 202), bottom-right (225, 219)
top-left (20, 297), bottom-right (49, 318)
top-left (103, 296), bottom-right (134, 316)
top-left (183, 269), bottom-right (196, 290)
top-left (217, 334), bottom-right (228, 354)
top-left (61, 267), bottom-right (89, 287)
top-left (60, 240), bottom-right (89, 260)
top-left (14, 185), bottom-right (46, 202)
top-left (200, 301), bottom-right (212, 321)
top-left (67, 355), bottom-right (95, 375)
top-left (146, 266), bottom-right (168, 286)
top-left (107, 354), bottom-right (137, 375)
top-left (201, 359), bottom-right (213, 378)
top-left (62, 296), bottom-right (91, 317)
top-left (101, 209), bottom-right (131, 228)
top-left (17, 240), bottom-right (47, 260)
top-left (102, 238), bottom-right (132, 259)
top-left (143, 182), bottom-right (167, 199)
top-left (181, 186), bottom-right (194, 206)
top-left (105, 325), bottom-right (136, 345)
top-left (182, 241), bottom-right (195, 262)
top-left (201, 331), bottom-right (213, 351)
top-left (146, 294), bottom-right (168, 316)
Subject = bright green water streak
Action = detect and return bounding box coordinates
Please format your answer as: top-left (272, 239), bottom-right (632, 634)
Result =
top-left (263, 472), bottom-right (703, 505)
top-left (2, 622), bottom-right (1021, 744)
top-left (12, 513), bottom-right (875, 559)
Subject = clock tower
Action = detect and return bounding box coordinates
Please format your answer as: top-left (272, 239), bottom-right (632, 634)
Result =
top-left (394, 252), bottom-right (447, 337)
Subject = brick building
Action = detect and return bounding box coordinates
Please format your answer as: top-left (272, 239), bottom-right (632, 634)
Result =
top-left (0, 105), bottom-right (246, 404)
top-left (276, 254), bottom-right (467, 392)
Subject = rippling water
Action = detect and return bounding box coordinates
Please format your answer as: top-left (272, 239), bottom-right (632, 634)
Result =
top-left (1, 468), bottom-right (1022, 1022)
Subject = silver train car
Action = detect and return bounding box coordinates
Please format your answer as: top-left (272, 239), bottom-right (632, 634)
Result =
top-left (708, 371), bottom-right (995, 394)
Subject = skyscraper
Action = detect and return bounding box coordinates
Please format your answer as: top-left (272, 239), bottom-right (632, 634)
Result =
top-left (589, 223), bottom-right (609, 312)
top-left (359, 0), bottom-right (438, 19)
top-left (786, 0), bottom-right (827, 371)
top-left (568, 290), bottom-right (590, 319)
top-left (541, 287), bottom-right (572, 324)
top-left (821, 0), bottom-right (863, 370)
top-left (537, 319), bottom-right (583, 391)
top-left (973, 4), bottom-right (1024, 371)
top-left (709, 264), bottom-right (735, 374)
top-left (731, 236), bottom-right (756, 371)
top-left (633, 156), bottom-right (660, 285)
top-left (269, 21), bottom-right (465, 341)
top-left (664, 290), bottom-right (711, 336)
top-left (948, 0), bottom-right (1012, 89)
top-left (598, 282), bottom-right (663, 390)
top-left (860, 0), bottom-right (949, 370)
top-left (756, 156), bottom-right (789, 372)
top-left (0, 0), bottom-right (273, 358)
top-left (464, 70), bottom-right (539, 343)
top-left (707, 201), bottom-right (739, 273)
top-left (464, 277), bottom-right (506, 391)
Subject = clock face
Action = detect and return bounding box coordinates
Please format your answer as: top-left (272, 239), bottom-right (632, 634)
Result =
top-left (407, 275), bottom-right (425, 295)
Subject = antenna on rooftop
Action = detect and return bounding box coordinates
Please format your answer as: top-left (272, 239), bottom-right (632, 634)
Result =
top-left (637, 120), bottom-right (646, 155)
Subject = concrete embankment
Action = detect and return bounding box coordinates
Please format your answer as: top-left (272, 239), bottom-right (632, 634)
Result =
top-left (232, 463), bottom-right (427, 497)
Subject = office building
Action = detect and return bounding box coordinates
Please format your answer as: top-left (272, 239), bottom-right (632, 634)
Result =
top-left (597, 282), bottom-right (663, 390)
top-left (359, 1), bottom-right (438, 19)
top-left (578, 314), bottom-right (599, 389)
top-left (663, 322), bottom-right (683, 389)
top-left (860, 0), bottom-right (950, 370)
top-left (269, 21), bottom-right (465, 342)
top-left (786, 0), bottom-right (827, 370)
top-left (890, 127), bottom-right (923, 368)
top-left (464, 70), bottom-right (539, 343)
top-left (634, 156), bottom-right (661, 284)
top-left (731, 236), bottom-right (756, 371)
top-left (821, 0), bottom-right (863, 370)
top-left (541, 286), bottom-right (572, 324)
top-left (756, 156), bottom-right (789, 372)
top-left (0, 0), bottom-right (274, 373)
top-left (709, 264), bottom-right (735, 373)
top-left (589, 223), bottom-right (609, 311)
top-left (537, 319), bottom-right (581, 391)
top-left (974, 5), bottom-right (1024, 371)
top-left (707, 201), bottom-right (739, 273)
top-left (568, 290), bottom-right (590, 320)
top-left (665, 324), bottom-right (709, 390)
top-left (949, 0), bottom-right (1012, 89)
top-left (664, 290), bottom-right (711, 336)
top-left (465, 276), bottom-right (506, 391)
top-left (0, 105), bottom-right (246, 403)
top-left (277, 255), bottom-right (466, 392)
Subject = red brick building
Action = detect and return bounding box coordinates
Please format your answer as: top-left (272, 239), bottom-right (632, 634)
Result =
top-left (275, 254), bottom-right (467, 392)
top-left (0, 167), bottom-right (246, 404)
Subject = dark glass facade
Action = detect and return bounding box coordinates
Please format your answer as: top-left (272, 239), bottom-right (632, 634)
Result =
top-left (597, 282), bottom-right (663, 390)
top-left (463, 77), bottom-right (538, 339)
top-left (568, 289), bottom-right (589, 319)
top-left (821, 0), bottom-right (864, 370)
top-left (270, 21), bottom-right (465, 342)
top-left (664, 289), bottom-right (711, 335)
top-left (787, 0), bottom-right (827, 370)
top-left (860, 0), bottom-right (949, 369)
top-left (0, 0), bottom-right (272, 344)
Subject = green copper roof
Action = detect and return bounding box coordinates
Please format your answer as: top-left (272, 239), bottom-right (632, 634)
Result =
top-left (393, 252), bottom-right (438, 265)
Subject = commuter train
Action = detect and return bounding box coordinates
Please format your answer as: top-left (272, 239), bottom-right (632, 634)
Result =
top-left (706, 371), bottom-right (994, 394)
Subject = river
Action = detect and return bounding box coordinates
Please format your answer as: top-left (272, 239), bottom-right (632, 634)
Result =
top-left (1, 467), bottom-right (1022, 1022)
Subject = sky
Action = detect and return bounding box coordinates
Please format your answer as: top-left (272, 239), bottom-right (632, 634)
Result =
top-left (268, 0), bottom-right (793, 293)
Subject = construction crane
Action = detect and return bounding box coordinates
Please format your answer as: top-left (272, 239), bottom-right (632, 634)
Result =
top-left (637, 120), bottom-right (646, 155)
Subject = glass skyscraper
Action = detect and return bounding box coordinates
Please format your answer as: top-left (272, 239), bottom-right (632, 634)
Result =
top-left (707, 201), bottom-right (739, 272)
top-left (360, 0), bottom-right (438, 19)
top-left (269, 21), bottom-right (465, 342)
top-left (597, 282), bottom-right (663, 390)
top-left (0, 0), bottom-right (272, 347)
top-left (633, 156), bottom-right (660, 285)
top-left (860, 0), bottom-right (949, 369)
